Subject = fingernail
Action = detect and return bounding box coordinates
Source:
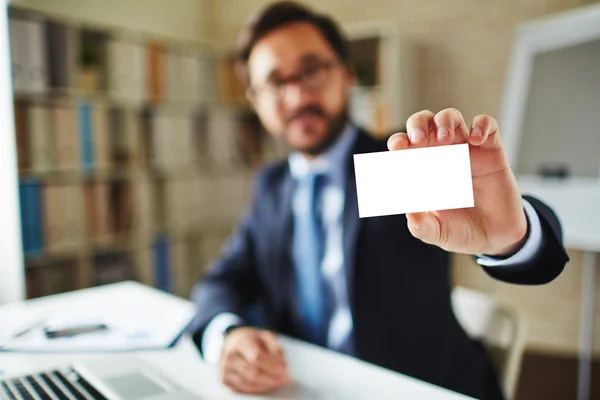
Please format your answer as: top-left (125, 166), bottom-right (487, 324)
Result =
top-left (409, 129), bottom-right (426, 143)
top-left (387, 135), bottom-right (400, 149)
top-left (471, 126), bottom-right (482, 137)
top-left (437, 126), bottom-right (450, 140)
top-left (409, 224), bottom-right (422, 231)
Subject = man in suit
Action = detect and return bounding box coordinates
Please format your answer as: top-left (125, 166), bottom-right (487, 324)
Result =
top-left (189, 2), bottom-right (569, 399)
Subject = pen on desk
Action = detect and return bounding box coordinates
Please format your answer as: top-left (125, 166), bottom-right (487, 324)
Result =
top-left (44, 323), bottom-right (109, 339)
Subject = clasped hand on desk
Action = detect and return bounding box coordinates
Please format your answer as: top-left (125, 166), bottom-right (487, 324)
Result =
top-left (220, 327), bottom-right (292, 394)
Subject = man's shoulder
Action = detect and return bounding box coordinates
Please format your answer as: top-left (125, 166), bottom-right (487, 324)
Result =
top-left (253, 158), bottom-right (289, 193)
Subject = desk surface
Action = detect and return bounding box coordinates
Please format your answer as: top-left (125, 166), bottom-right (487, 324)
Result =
top-left (0, 282), bottom-right (474, 400)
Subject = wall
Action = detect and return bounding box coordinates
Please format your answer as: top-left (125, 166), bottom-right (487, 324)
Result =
top-left (10, 0), bottom-right (211, 42)
top-left (210, 0), bottom-right (600, 356)
top-left (518, 38), bottom-right (600, 177)
top-left (210, 0), bottom-right (599, 121)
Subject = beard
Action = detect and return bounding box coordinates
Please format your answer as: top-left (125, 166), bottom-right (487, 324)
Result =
top-left (283, 103), bottom-right (350, 157)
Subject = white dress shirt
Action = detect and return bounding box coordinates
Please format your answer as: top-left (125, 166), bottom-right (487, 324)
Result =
top-left (202, 124), bottom-right (544, 363)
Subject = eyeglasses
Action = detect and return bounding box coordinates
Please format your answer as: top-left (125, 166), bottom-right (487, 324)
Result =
top-left (247, 60), bottom-right (341, 101)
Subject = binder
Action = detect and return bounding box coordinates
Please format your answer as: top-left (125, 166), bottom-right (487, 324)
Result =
top-left (147, 42), bottom-right (165, 103)
top-left (23, 19), bottom-right (48, 93)
top-left (165, 51), bottom-right (181, 102)
top-left (132, 44), bottom-right (146, 105)
top-left (13, 101), bottom-right (29, 172)
top-left (52, 106), bottom-right (80, 171)
top-left (78, 101), bottom-right (94, 173)
top-left (28, 105), bottom-right (53, 173)
top-left (62, 184), bottom-right (85, 249)
top-left (45, 21), bottom-right (70, 89)
top-left (8, 18), bottom-right (28, 93)
top-left (43, 184), bottom-right (62, 253)
top-left (92, 101), bottom-right (111, 170)
top-left (19, 179), bottom-right (44, 256)
top-left (152, 235), bottom-right (171, 292)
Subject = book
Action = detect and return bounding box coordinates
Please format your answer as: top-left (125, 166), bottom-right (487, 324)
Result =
top-left (132, 176), bottom-right (155, 236)
top-left (45, 20), bottom-right (70, 90)
top-left (92, 101), bottom-right (111, 170)
top-left (165, 51), bottom-right (181, 102)
top-left (78, 101), bottom-right (95, 173)
top-left (62, 184), bottom-right (85, 250)
top-left (43, 184), bottom-right (65, 253)
top-left (109, 180), bottom-right (133, 235)
top-left (23, 19), bottom-right (48, 93)
top-left (19, 179), bottom-right (44, 256)
top-left (51, 105), bottom-right (80, 171)
top-left (8, 18), bottom-right (28, 93)
top-left (92, 252), bottom-right (135, 286)
top-left (152, 235), bottom-right (170, 292)
top-left (84, 182), bottom-right (111, 243)
top-left (41, 262), bottom-right (77, 297)
top-left (147, 42), bottom-right (165, 103)
top-left (27, 104), bottom-right (53, 173)
top-left (13, 100), bottom-right (29, 172)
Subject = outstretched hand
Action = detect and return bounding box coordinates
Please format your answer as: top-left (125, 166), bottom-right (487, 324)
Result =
top-left (387, 108), bottom-right (528, 256)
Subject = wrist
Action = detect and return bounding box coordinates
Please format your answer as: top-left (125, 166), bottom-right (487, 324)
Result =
top-left (223, 324), bottom-right (248, 338)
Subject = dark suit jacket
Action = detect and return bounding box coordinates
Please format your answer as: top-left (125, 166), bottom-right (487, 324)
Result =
top-left (190, 129), bottom-right (569, 400)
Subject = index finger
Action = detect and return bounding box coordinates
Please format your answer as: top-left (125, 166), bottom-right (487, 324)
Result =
top-left (433, 108), bottom-right (469, 144)
top-left (406, 110), bottom-right (436, 147)
top-left (259, 331), bottom-right (283, 355)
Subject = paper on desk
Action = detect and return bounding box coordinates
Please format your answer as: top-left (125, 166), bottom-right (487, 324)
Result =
top-left (0, 284), bottom-right (196, 353)
top-left (353, 143), bottom-right (474, 218)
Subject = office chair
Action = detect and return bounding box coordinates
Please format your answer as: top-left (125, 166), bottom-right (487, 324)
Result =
top-left (451, 286), bottom-right (527, 400)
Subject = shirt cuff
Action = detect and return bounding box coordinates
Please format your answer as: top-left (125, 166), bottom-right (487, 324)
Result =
top-left (201, 312), bottom-right (245, 364)
top-left (477, 199), bottom-right (543, 267)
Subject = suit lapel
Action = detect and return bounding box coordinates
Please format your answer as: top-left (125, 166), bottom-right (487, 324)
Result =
top-left (343, 155), bottom-right (361, 309)
top-left (271, 168), bottom-right (298, 331)
top-left (343, 129), bottom-right (377, 309)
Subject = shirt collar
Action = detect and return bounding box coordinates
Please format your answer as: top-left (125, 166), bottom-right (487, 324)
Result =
top-left (288, 123), bottom-right (358, 187)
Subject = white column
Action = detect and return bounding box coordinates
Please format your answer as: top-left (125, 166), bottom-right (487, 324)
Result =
top-left (0, 0), bottom-right (26, 304)
top-left (577, 250), bottom-right (597, 400)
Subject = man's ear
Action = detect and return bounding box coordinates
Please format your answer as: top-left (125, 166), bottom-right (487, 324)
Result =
top-left (345, 65), bottom-right (357, 87)
top-left (245, 87), bottom-right (257, 108)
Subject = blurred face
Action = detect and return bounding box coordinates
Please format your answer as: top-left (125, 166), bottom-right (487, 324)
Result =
top-left (246, 22), bottom-right (355, 156)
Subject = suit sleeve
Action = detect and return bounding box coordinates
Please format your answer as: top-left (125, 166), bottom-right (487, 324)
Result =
top-left (480, 195), bottom-right (570, 285)
top-left (187, 180), bottom-right (263, 354)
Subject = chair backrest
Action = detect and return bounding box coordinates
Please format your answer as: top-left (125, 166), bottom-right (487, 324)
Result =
top-left (451, 286), bottom-right (527, 400)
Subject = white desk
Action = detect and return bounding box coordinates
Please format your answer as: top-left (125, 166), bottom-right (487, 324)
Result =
top-left (0, 282), bottom-right (474, 400)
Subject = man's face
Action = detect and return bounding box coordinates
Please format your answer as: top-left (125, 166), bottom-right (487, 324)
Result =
top-left (247, 22), bottom-right (354, 155)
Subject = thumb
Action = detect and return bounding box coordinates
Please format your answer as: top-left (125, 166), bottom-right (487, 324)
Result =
top-left (406, 212), bottom-right (443, 246)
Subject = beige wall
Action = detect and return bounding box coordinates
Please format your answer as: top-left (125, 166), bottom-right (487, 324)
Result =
top-left (210, 0), bottom-right (599, 122)
top-left (10, 0), bottom-right (212, 42)
top-left (211, 0), bottom-right (600, 356)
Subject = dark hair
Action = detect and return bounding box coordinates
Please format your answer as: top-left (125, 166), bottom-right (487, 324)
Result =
top-left (235, 1), bottom-right (351, 85)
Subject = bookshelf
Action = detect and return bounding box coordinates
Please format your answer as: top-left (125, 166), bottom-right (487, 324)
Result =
top-left (344, 21), bottom-right (417, 137)
top-left (8, 6), bottom-right (287, 300)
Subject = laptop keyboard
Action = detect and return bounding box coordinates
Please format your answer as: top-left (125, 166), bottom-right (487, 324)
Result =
top-left (0, 368), bottom-right (108, 400)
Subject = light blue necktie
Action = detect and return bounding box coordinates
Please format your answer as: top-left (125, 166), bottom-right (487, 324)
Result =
top-left (293, 172), bottom-right (328, 346)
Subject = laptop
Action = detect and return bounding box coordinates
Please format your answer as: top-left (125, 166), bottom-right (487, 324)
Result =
top-left (0, 355), bottom-right (202, 399)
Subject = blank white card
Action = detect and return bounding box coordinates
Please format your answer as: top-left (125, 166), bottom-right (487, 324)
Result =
top-left (353, 143), bottom-right (474, 218)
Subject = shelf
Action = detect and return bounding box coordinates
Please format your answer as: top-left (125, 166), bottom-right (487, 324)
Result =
top-left (19, 163), bottom-right (259, 182)
top-left (13, 89), bottom-right (214, 110)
